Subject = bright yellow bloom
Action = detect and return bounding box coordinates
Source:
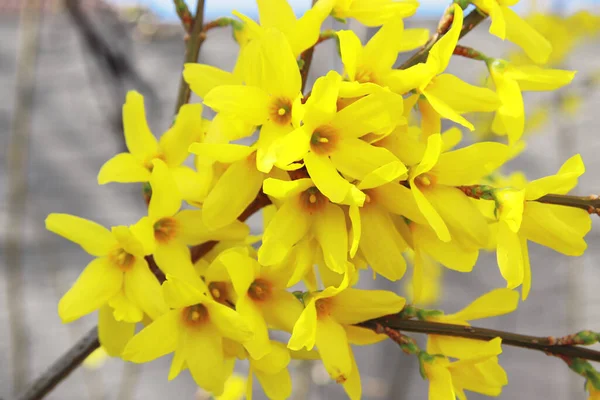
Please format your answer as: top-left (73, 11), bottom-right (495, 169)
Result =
top-left (472, 0), bottom-right (552, 64)
top-left (404, 249), bottom-right (443, 306)
top-left (332, 0), bottom-right (419, 26)
top-left (200, 30), bottom-right (303, 173)
top-left (97, 91), bottom-right (203, 200)
top-left (45, 213), bottom-right (165, 324)
top-left (218, 248), bottom-right (303, 359)
top-left (495, 154), bottom-right (589, 299)
top-left (288, 272), bottom-right (405, 399)
top-left (122, 275), bottom-right (253, 396)
top-left (387, 5), bottom-right (500, 130)
top-left (275, 70), bottom-right (405, 204)
top-left (258, 177), bottom-right (352, 273)
top-left (489, 59), bottom-right (576, 144)
top-left (233, 0), bottom-right (334, 57)
top-left (337, 16), bottom-right (428, 85)
top-left (146, 159), bottom-right (249, 284)
top-left (408, 133), bottom-right (508, 244)
top-left (215, 373), bottom-right (246, 400)
top-left (587, 381), bottom-right (600, 400)
top-left (83, 347), bottom-right (108, 369)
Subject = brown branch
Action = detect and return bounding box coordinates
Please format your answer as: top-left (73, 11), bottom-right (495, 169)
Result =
top-left (15, 327), bottom-right (100, 400)
top-left (536, 193), bottom-right (600, 215)
top-left (398, 6), bottom-right (487, 70)
top-left (173, 0), bottom-right (193, 32)
top-left (359, 316), bottom-right (600, 363)
top-left (174, 0), bottom-right (206, 114)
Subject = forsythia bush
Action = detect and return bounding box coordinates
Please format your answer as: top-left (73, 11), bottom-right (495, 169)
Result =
top-left (44, 0), bottom-right (600, 399)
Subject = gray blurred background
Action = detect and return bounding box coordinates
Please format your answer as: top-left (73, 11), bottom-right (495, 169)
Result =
top-left (1, 0), bottom-right (600, 399)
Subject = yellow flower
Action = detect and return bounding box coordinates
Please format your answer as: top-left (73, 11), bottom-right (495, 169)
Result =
top-left (258, 177), bottom-right (352, 273)
top-left (200, 29), bottom-right (304, 173)
top-left (337, 16), bottom-right (428, 85)
top-left (472, 0), bottom-right (552, 64)
top-left (188, 144), bottom-right (265, 230)
top-left (215, 373), bottom-right (246, 400)
top-left (489, 59), bottom-right (576, 144)
top-left (404, 249), bottom-right (443, 306)
top-left (97, 91), bottom-right (204, 200)
top-left (332, 0), bottom-right (419, 26)
top-left (83, 347), bottom-right (108, 369)
top-left (288, 272), bottom-right (405, 399)
top-left (122, 275), bottom-right (253, 396)
top-left (275, 70), bottom-right (406, 204)
top-left (387, 5), bottom-right (500, 130)
top-left (234, 0), bottom-right (334, 58)
top-left (218, 248), bottom-right (304, 359)
top-left (45, 213), bottom-right (165, 324)
top-left (587, 380), bottom-right (600, 400)
top-left (408, 133), bottom-right (509, 245)
top-left (495, 154), bottom-right (589, 299)
top-left (146, 159), bottom-right (249, 284)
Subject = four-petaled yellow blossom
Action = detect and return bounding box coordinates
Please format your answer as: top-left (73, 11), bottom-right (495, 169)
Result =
top-left (389, 5), bottom-right (501, 131)
top-left (494, 154), bottom-right (590, 299)
top-left (123, 275), bottom-right (253, 395)
top-left (489, 59), bottom-right (576, 144)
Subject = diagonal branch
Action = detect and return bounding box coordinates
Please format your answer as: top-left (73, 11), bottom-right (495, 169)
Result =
top-left (359, 316), bottom-right (600, 363)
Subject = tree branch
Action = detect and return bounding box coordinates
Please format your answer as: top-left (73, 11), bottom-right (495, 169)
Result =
top-left (174, 0), bottom-right (206, 114)
top-left (536, 193), bottom-right (600, 215)
top-left (398, 6), bottom-right (487, 69)
top-left (359, 316), bottom-right (600, 363)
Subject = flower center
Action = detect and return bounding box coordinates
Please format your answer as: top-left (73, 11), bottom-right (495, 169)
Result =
top-left (310, 125), bottom-right (338, 155)
top-left (315, 297), bottom-right (332, 318)
top-left (299, 186), bottom-right (328, 214)
top-left (208, 281), bottom-right (230, 305)
top-left (248, 279), bottom-right (272, 301)
top-left (415, 173), bottom-right (436, 188)
top-left (270, 97), bottom-right (293, 126)
top-left (153, 217), bottom-right (178, 244)
top-left (355, 66), bottom-right (377, 84)
top-left (182, 304), bottom-right (209, 327)
top-left (109, 248), bottom-right (136, 271)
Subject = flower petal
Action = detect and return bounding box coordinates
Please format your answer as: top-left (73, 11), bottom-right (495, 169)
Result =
top-left (58, 257), bottom-right (122, 323)
top-left (203, 158), bottom-right (264, 229)
top-left (121, 309), bottom-right (180, 363)
top-left (331, 288), bottom-right (406, 325)
top-left (286, 0), bottom-right (333, 56)
top-left (204, 86), bottom-right (270, 126)
top-left (313, 202), bottom-right (349, 273)
top-left (160, 103), bottom-right (203, 167)
top-left (155, 242), bottom-right (202, 286)
top-left (496, 221), bottom-right (524, 289)
top-left (434, 142), bottom-right (509, 186)
top-left (255, 367), bottom-right (292, 400)
top-left (503, 7), bottom-right (552, 64)
top-left (427, 4), bottom-right (462, 73)
top-left (337, 29), bottom-right (363, 81)
top-left (206, 301), bottom-right (254, 343)
top-left (262, 177), bottom-right (314, 200)
top-left (174, 209), bottom-right (249, 245)
top-left (98, 304), bottom-right (135, 357)
top-left (410, 184), bottom-right (451, 242)
top-left (524, 154), bottom-right (585, 200)
top-left (183, 63), bottom-right (242, 98)
top-left (435, 288), bottom-right (519, 324)
top-left (315, 316), bottom-right (352, 382)
top-left (124, 257), bottom-right (167, 320)
top-left (122, 91), bottom-right (159, 160)
top-left (148, 159), bottom-right (182, 219)
top-left (260, 290), bottom-right (304, 333)
top-left (288, 299), bottom-right (318, 351)
top-left (184, 324), bottom-right (227, 395)
top-left (97, 153), bottom-right (150, 184)
top-left (373, 183), bottom-right (428, 224)
top-left (45, 213), bottom-right (116, 257)
top-left (255, 28), bottom-right (301, 99)
top-left (305, 153), bottom-right (365, 206)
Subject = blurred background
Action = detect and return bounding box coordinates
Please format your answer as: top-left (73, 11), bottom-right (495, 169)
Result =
top-left (1, 0), bottom-right (600, 399)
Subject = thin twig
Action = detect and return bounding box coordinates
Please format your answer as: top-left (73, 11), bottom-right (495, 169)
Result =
top-left (15, 327), bottom-right (100, 400)
top-left (174, 0), bottom-right (206, 114)
top-left (359, 317), bottom-right (600, 363)
top-left (173, 0), bottom-right (193, 32)
top-left (536, 193), bottom-right (600, 215)
top-left (398, 7), bottom-right (487, 70)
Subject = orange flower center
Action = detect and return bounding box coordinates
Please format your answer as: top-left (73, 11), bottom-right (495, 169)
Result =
top-left (299, 187), bottom-right (328, 214)
top-left (153, 217), bottom-right (178, 244)
top-left (108, 248), bottom-right (135, 271)
top-left (270, 97), bottom-right (293, 126)
top-left (315, 297), bottom-right (332, 318)
top-left (415, 173), bottom-right (436, 188)
top-left (182, 304), bottom-right (209, 327)
top-left (144, 154), bottom-right (166, 171)
top-left (310, 125), bottom-right (338, 155)
top-left (248, 279), bottom-right (272, 302)
top-left (208, 281), bottom-right (230, 305)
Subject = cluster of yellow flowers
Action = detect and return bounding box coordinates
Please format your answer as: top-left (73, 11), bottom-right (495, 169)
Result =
top-left (45, 0), bottom-right (598, 399)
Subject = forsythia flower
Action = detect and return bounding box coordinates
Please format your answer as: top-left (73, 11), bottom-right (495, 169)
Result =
top-left (123, 276), bottom-right (253, 395)
top-left (389, 5), bottom-right (501, 130)
top-left (494, 154), bottom-right (590, 299)
top-left (488, 59), bottom-right (576, 144)
top-left (472, 0), bottom-right (552, 64)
